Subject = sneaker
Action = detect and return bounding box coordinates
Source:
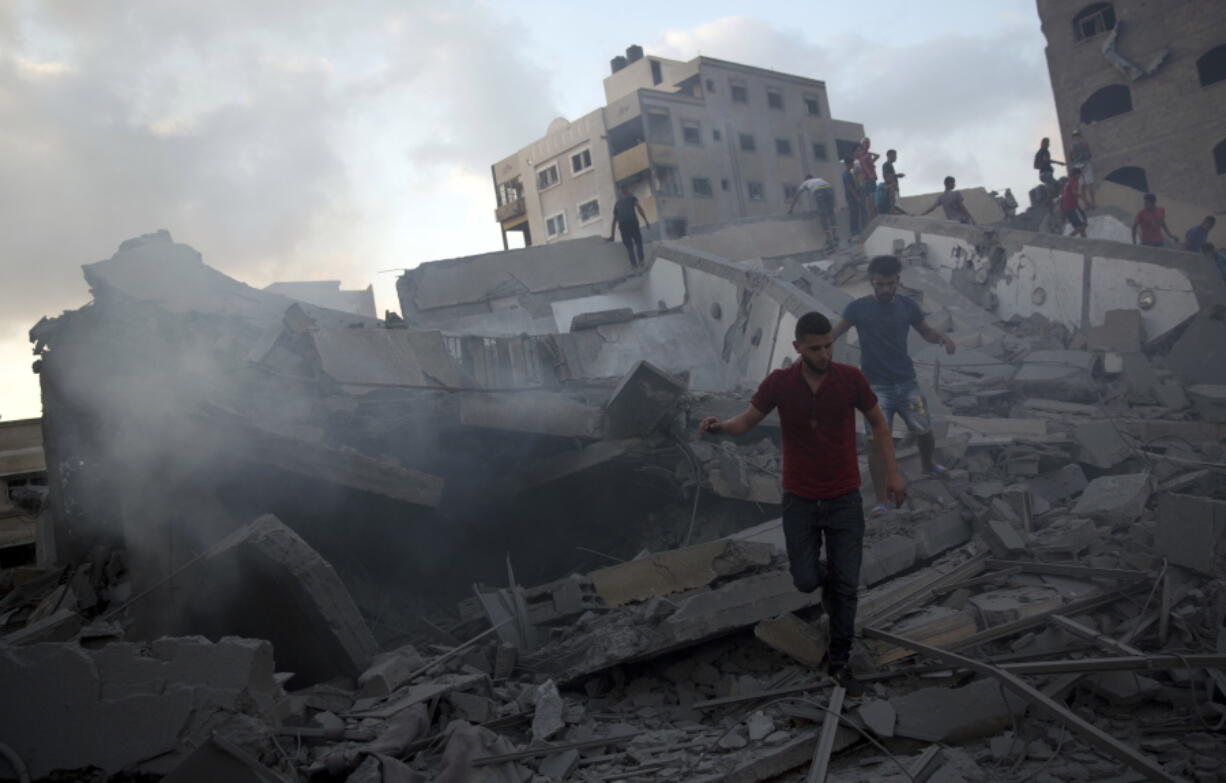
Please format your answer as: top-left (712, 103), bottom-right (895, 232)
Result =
top-left (928, 464), bottom-right (950, 479)
top-left (828, 664), bottom-right (865, 698)
top-left (869, 503), bottom-right (889, 517)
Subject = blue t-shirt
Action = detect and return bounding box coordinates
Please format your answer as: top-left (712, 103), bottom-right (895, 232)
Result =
top-left (1186, 225), bottom-right (1209, 252)
top-left (842, 294), bottom-right (925, 385)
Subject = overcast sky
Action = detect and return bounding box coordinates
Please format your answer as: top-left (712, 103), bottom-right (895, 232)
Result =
top-left (0, 0), bottom-right (1059, 420)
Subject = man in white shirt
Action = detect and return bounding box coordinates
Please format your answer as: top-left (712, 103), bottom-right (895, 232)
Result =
top-left (789, 175), bottom-right (837, 251)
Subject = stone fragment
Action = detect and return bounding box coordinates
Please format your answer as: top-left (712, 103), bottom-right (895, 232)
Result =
top-left (357, 643), bottom-right (427, 699)
top-left (1072, 473), bottom-right (1152, 525)
top-left (1086, 309), bottom-right (1142, 353)
top-left (531, 679), bottom-right (565, 742)
top-left (1013, 350), bottom-right (1097, 402)
top-left (753, 613), bottom-right (827, 666)
top-left (1154, 493), bottom-right (1226, 576)
top-left (857, 700), bottom-right (896, 737)
top-left (538, 748), bottom-right (579, 780)
top-left (602, 360), bottom-right (687, 437)
top-left (982, 519), bottom-right (1027, 558)
top-left (914, 511), bottom-right (973, 560)
top-left (891, 679), bottom-right (1027, 743)
top-left (1166, 316), bottom-right (1226, 386)
top-left (1188, 385), bottom-right (1226, 423)
top-left (969, 586), bottom-right (1063, 625)
top-left (745, 711), bottom-right (776, 742)
top-left (589, 539), bottom-right (774, 607)
top-left (860, 535), bottom-right (918, 586)
top-left (718, 730), bottom-right (748, 750)
top-left (1074, 421), bottom-right (1132, 469)
top-left (1026, 464), bottom-right (1087, 503)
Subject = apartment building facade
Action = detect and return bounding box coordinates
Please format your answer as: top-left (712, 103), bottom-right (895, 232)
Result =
top-left (491, 47), bottom-right (867, 248)
top-left (1036, 0), bottom-right (1226, 215)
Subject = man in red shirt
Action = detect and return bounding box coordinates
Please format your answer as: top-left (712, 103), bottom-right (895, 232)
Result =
top-left (1061, 169), bottom-right (1087, 238)
top-left (698, 312), bottom-right (906, 694)
top-left (1132, 193), bottom-right (1177, 247)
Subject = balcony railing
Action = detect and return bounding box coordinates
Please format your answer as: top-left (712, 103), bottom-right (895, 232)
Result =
top-left (495, 198), bottom-right (526, 223)
top-left (611, 142), bottom-right (650, 182)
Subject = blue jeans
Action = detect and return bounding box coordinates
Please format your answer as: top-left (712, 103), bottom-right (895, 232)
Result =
top-left (865, 380), bottom-right (932, 435)
top-left (781, 489), bottom-right (864, 667)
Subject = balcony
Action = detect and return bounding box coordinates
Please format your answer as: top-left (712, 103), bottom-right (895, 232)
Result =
top-left (495, 198), bottom-right (526, 223)
top-left (612, 142), bottom-right (649, 182)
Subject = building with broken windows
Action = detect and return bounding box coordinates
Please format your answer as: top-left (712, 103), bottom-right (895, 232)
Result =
top-left (491, 46), bottom-right (866, 248)
top-left (1037, 0), bottom-right (1226, 215)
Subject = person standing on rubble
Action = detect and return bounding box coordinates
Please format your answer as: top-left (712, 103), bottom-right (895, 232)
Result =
top-left (830, 254), bottom-right (955, 516)
top-left (1131, 193), bottom-right (1177, 247)
top-left (1060, 168), bottom-right (1088, 238)
top-left (788, 174), bottom-right (837, 251)
top-left (609, 184), bottom-right (650, 267)
top-left (842, 158), bottom-right (865, 237)
top-left (880, 149), bottom-right (905, 215)
top-left (856, 138), bottom-right (880, 219)
top-left (697, 313), bottom-right (906, 695)
top-left (919, 177), bottom-right (976, 225)
top-left (1033, 137), bottom-right (1063, 185)
top-left (1185, 216), bottom-right (1216, 252)
top-left (1067, 130), bottom-right (1096, 208)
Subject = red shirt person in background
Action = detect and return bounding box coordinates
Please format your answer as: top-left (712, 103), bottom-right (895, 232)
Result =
top-left (1060, 169), bottom-right (1087, 238)
top-left (698, 312), bottom-right (906, 695)
top-left (1132, 193), bottom-right (1177, 247)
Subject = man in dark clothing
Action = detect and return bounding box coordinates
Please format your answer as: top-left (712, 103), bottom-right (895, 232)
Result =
top-left (1033, 137), bottom-right (1064, 184)
top-left (609, 185), bottom-right (650, 266)
top-left (1185, 216), bottom-right (1216, 252)
top-left (842, 158), bottom-right (865, 237)
top-left (880, 149), bottom-right (905, 215)
top-left (699, 312), bottom-right (906, 695)
top-left (919, 177), bottom-right (975, 225)
top-left (832, 255), bottom-right (956, 516)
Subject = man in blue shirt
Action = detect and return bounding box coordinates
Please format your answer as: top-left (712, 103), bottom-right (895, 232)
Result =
top-left (832, 255), bottom-right (956, 514)
top-left (1185, 216), bottom-right (1215, 253)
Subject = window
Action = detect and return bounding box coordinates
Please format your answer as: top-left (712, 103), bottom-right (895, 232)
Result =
top-left (665, 218), bottom-right (688, 239)
top-left (835, 139), bottom-right (860, 161)
top-left (570, 148), bottom-right (592, 175)
top-left (739, 133), bottom-right (756, 152)
top-left (766, 88), bottom-right (784, 110)
top-left (804, 94), bottom-right (821, 116)
top-left (650, 59), bottom-right (663, 85)
top-left (681, 120), bottom-right (702, 146)
top-left (812, 143), bottom-right (828, 161)
top-left (545, 212), bottom-right (567, 237)
top-left (692, 177), bottom-right (713, 197)
top-left (646, 110), bottom-right (674, 145)
top-left (705, 78), bottom-right (716, 92)
top-left (783, 184), bottom-right (798, 200)
top-left (1105, 166), bottom-right (1148, 192)
top-left (536, 164), bottom-right (560, 191)
top-left (1072, 3), bottom-right (1116, 42)
top-left (747, 181), bottom-right (764, 201)
top-left (498, 178), bottom-right (523, 206)
top-left (1215, 140), bottom-right (1226, 175)
top-left (1079, 84), bottom-right (1132, 124)
top-left (1197, 45), bottom-right (1226, 87)
top-left (653, 165), bottom-right (683, 197)
top-left (713, 129), bottom-right (722, 141)
top-left (730, 79), bottom-right (748, 104)
top-left (775, 138), bottom-right (793, 156)
top-left (721, 178), bottom-right (730, 192)
top-left (578, 198), bottom-right (600, 223)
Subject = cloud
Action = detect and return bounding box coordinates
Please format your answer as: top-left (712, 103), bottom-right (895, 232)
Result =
top-left (0, 0), bottom-right (559, 419)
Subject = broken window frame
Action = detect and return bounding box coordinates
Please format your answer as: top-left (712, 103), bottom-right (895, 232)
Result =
top-left (812, 142), bottom-right (828, 161)
top-left (775, 137), bottom-right (793, 157)
top-left (739, 133), bottom-right (757, 153)
top-left (653, 165), bottom-right (684, 197)
top-left (1072, 2), bottom-right (1116, 43)
top-left (729, 78), bottom-right (748, 105)
top-left (691, 176), bottom-right (714, 197)
top-left (1079, 83), bottom-right (1132, 124)
top-left (646, 109), bottom-right (674, 145)
top-left (544, 211), bottom-right (568, 238)
top-left (681, 120), bottom-right (703, 146)
top-left (804, 93), bottom-right (821, 116)
top-left (766, 88), bottom-right (785, 111)
top-left (570, 147), bottom-right (593, 176)
top-left (577, 198), bottom-right (600, 223)
top-left (747, 181), bottom-right (765, 201)
top-left (1104, 165), bottom-right (1149, 192)
top-left (497, 178), bottom-right (524, 207)
top-left (536, 163), bottom-right (560, 192)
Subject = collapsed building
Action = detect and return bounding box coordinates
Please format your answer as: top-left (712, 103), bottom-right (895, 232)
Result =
top-left (4, 209), bottom-right (1226, 782)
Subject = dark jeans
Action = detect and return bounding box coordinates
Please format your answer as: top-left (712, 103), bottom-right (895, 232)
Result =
top-left (781, 489), bottom-right (865, 666)
top-left (847, 198), bottom-right (865, 236)
top-left (619, 223), bottom-right (644, 265)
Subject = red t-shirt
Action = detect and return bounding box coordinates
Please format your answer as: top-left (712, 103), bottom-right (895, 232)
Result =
top-left (1059, 180), bottom-right (1080, 213)
top-left (1134, 207), bottom-right (1166, 243)
top-left (750, 361), bottom-right (878, 500)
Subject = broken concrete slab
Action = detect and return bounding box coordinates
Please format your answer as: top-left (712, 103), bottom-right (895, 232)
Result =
top-left (1166, 316), bottom-right (1226, 386)
top-left (753, 613), bottom-right (828, 666)
top-left (588, 539), bottom-right (774, 607)
top-left (189, 514), bottom-right (378, 685)
top-left (944, 416), bottom-right (1047, 447)
top-left (357, 644), bottom-right (428, 700)
top-left (1026, 464), bottom-right (1087, 503)
top-left (1072, 474), bottom-right (1153, 526)
top-left (1, 607), bottom-right (81, 645)
top-left (1013, 350), bottom-right (1097, 402)
top-left (1154, 493), bottom-right (1226, 576)
top-left (1074, 420), bottom-right (1133, 470)
top-left (1188, 385), bottom-right (1226, 423)
top-left (982, 520), bottom-right (1027, 558)
top-left (1086, 309), bottom-right (1143, 353)
top-left (857, 700), bottom-right (896, 738)
top-left (860, 535), bottom-right (919, 587)
top-left (914, 511), bottom-right (973, 561)
top-left (531, 679), bottom-right (565, 742)
top-left (602, 360), bottom-right (687, 437)
top-left (969, 586), bottom-right (1063, 626)
top-left (891, 678), bottom-right (1028, 743)
top-left (874, 606), bottom-right (977, 665)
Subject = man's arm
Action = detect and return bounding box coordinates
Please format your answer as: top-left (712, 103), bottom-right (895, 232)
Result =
top-left (698, 404), bottom-right (767, 437)
top-left (1162, 217), bottom-right (1177, 241)
top-left (863, 405), bottom-right (906, 507)
top-left (1131, 219), bottom-right (1139, 244)
top-left (787, 189), bottom-right (803, 214)
top-left (635, 201), bottom-right (649, 228)
top-left (914, 320), bottom-right (956, 354)
top-left (958, 199), bottom-right (976, 225)
top-left (830, 318), bottom-right (853, 341)
top-left (919, 199), bottom-right (940, 217)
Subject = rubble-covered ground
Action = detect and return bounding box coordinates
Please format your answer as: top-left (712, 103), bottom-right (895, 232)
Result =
top-left (3, 223), bottom-right (1226, 783)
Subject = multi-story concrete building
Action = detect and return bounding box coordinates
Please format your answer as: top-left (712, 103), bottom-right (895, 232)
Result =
top-left (491, 46), bottom-right (866, 248)
top-left (1037, 0), bottom-right (1226, 216)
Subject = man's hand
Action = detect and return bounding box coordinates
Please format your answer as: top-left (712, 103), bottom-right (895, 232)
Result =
top-left (697, 416), bottom-right (722, 435)
top-left (943, 336), bottom-right (957, 355)
top-left (885, 471), bottom-right (907, 508)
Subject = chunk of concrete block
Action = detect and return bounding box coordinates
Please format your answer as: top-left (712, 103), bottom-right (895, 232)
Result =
top-left (1188, 385), bottom-right (1226, 423)
top-left (1074, 420), bottom-right (1132, 470)
top-left (588, 539), bottom-right (773, 607)
top-left (190, 514), bottom-right (378, 685)
top-left (969, 586), bottom-right (1063, 626)
top-left (1085, 671), bottom-right (1161, 706)
top-left (602, 360), bottom-right (687, 438)
top-left (914, 511), bottom-right (973, 560)
top-left (860, 535), bottom-right (918, 586)
top-left (753, 613), bottom-right (828, 666)
top-left (1155, 493), bottom-right (1226, 576)
top-left (857, 700), bottom-right (896, 738)
top-left (982, 520), bottom-right (1027, 558)
top-left (891, 678), bottom-right (1027, 743)
top-left (538, 747), bottom-right (579, 780)
top-left (1120, 353), bottom-right (1159, 401)
top-left (746, 711), bottom-right (776, 742)
top-left (570, 307), bottom-right (636, 330)
top-left (1012, 350), bottom-right (1097, 402)
top-left (1153, 379), bottom-right (1190, 411)
top-left (1072, 474), bottom-right (1152, 525)
top-left (357, 644), bottom-right (427, 700)
top-left (1026, 464), bottom-right (1087, 503)
top-left (1086, 309), bottom-right (1142, 353)
top-left (1, 608), bottom-right (81, 645)
top-left (532, 679), bottom-right (565, 741)
top-left (1166, 317), bottom-right (1226, 386)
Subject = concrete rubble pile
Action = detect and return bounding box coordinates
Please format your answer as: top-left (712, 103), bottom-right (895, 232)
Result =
top-left (4, 220), bottom-right (1226, 782)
